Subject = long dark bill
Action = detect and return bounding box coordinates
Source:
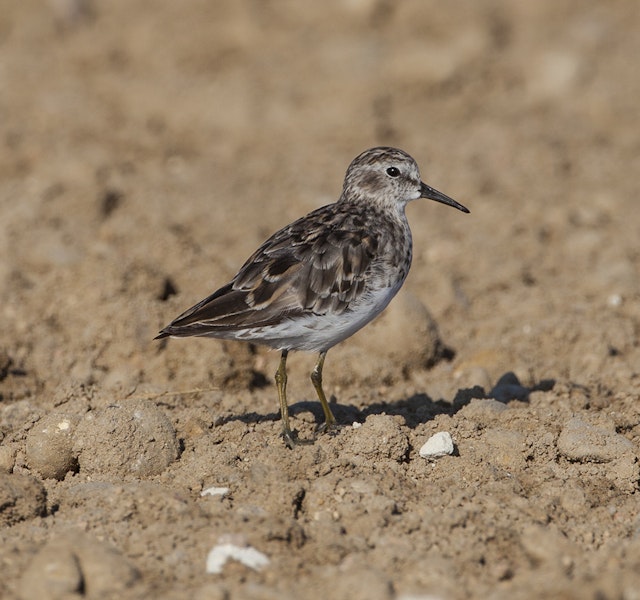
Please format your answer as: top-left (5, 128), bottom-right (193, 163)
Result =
top-left (420, 182), bottom-right (470, 213)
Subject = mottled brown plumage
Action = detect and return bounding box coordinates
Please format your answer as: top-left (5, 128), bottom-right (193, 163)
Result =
top-left (156, 147), bottom-right (469, 446)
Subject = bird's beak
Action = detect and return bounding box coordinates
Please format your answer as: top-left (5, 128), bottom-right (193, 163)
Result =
top-left (420, 182), bottom-right (470, 213)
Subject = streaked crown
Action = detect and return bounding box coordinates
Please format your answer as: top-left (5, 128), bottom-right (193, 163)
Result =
top-left (340, 147), bottom-right (423, 208)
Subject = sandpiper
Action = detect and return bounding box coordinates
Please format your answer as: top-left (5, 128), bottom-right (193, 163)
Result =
top-left (156, 147), bottom-right (469, 447)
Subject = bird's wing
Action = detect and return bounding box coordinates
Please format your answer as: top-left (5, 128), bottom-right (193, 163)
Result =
top-left (158, 207), bottom-right (379, 336)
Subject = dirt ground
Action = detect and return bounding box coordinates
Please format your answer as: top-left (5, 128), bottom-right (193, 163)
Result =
top-left (1, 1), bottom-right (640, 598)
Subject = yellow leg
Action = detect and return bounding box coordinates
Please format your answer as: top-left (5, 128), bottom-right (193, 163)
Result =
top-left (275, 350), bottom-right (313, 447)
top-left (310, 351), bottom-right (336, 434)
top-left (274, 350), bottom-right (295, 447)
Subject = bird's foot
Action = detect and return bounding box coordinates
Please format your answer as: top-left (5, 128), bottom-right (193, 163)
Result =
top-left (282, 428), bottom-right (315, 449)
top-left (315, 418), bottom-right (340, 437)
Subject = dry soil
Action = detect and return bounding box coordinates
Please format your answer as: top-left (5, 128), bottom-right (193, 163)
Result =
top-left (1, 1), bottom-right (640, 599)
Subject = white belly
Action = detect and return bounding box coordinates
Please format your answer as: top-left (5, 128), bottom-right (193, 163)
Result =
top-left (234, 281), bottom-right (403, 352)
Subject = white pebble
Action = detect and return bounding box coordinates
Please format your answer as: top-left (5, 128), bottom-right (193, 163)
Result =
top-left (352, 422), bottom-right (362, 429)
top-left (607, 294), bottom-right (623, 307)
top-left (419, 431), bottom-right (454, 459)
top-left (206, 543), bottom-right (270, 574)
top-left (200, 486), bottom-right (230, 498)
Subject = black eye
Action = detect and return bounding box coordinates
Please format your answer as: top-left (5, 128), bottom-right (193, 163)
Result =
top-left (386, 167), bottom-right (400, 177)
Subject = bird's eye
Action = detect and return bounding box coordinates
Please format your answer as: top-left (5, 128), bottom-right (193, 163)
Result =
top-left (386, 167), bottom-right (400, 178)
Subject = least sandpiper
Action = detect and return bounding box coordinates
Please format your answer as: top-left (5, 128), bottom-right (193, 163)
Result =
top-left (156, 147), bottom-right (469, 447)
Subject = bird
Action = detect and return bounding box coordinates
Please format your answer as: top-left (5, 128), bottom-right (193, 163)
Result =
top-left (155, 147), bottom-right (469, 447)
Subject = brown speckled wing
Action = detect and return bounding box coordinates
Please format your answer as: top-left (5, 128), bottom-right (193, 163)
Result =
top-left (157, 205), bottom-right (379, 337)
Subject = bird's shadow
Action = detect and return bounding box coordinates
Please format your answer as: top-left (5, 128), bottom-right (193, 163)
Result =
top-left (217, 371), bottom-right (556, 430)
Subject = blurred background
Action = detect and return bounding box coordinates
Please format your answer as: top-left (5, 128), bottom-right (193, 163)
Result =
top-left (1, 0), bottom-right (638, 396)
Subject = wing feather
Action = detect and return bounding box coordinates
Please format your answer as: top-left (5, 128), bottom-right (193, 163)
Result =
top-left (157, 204), bottom-right (383, 338)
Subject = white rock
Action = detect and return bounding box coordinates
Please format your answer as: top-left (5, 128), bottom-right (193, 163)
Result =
top-left (607, 294), bottom-right (623, 307)
top-left (200, 486), bottom-right (230, 498)
top-left (419, 431), bottom-right (454, 459)
top-left (206, 543), bottom-right (269, 575)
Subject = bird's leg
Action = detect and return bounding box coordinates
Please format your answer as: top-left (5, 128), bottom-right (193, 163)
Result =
top-left (310, 351), bottom-right (336, 434)
top-left (275, 350), bottom-right (313, 447)
top-left (274, 350), bottom-right (295, 448)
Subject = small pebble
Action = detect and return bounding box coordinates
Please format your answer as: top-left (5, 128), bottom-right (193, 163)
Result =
top-left (607, 294), bottom-right (623, 307)
top-left (201, 486), bottom-right (230, 498)
top-left (419, 431), bottom-right (454, 459)
top-left (206, 543), bottom-right (270, 574)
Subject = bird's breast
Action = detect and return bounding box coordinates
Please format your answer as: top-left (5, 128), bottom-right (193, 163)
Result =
top-left (371, 217), bottom-right (413, 288)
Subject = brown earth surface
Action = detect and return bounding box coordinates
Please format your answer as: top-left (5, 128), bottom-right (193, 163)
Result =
top-left (1, 1), bottom-right (640, 599)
